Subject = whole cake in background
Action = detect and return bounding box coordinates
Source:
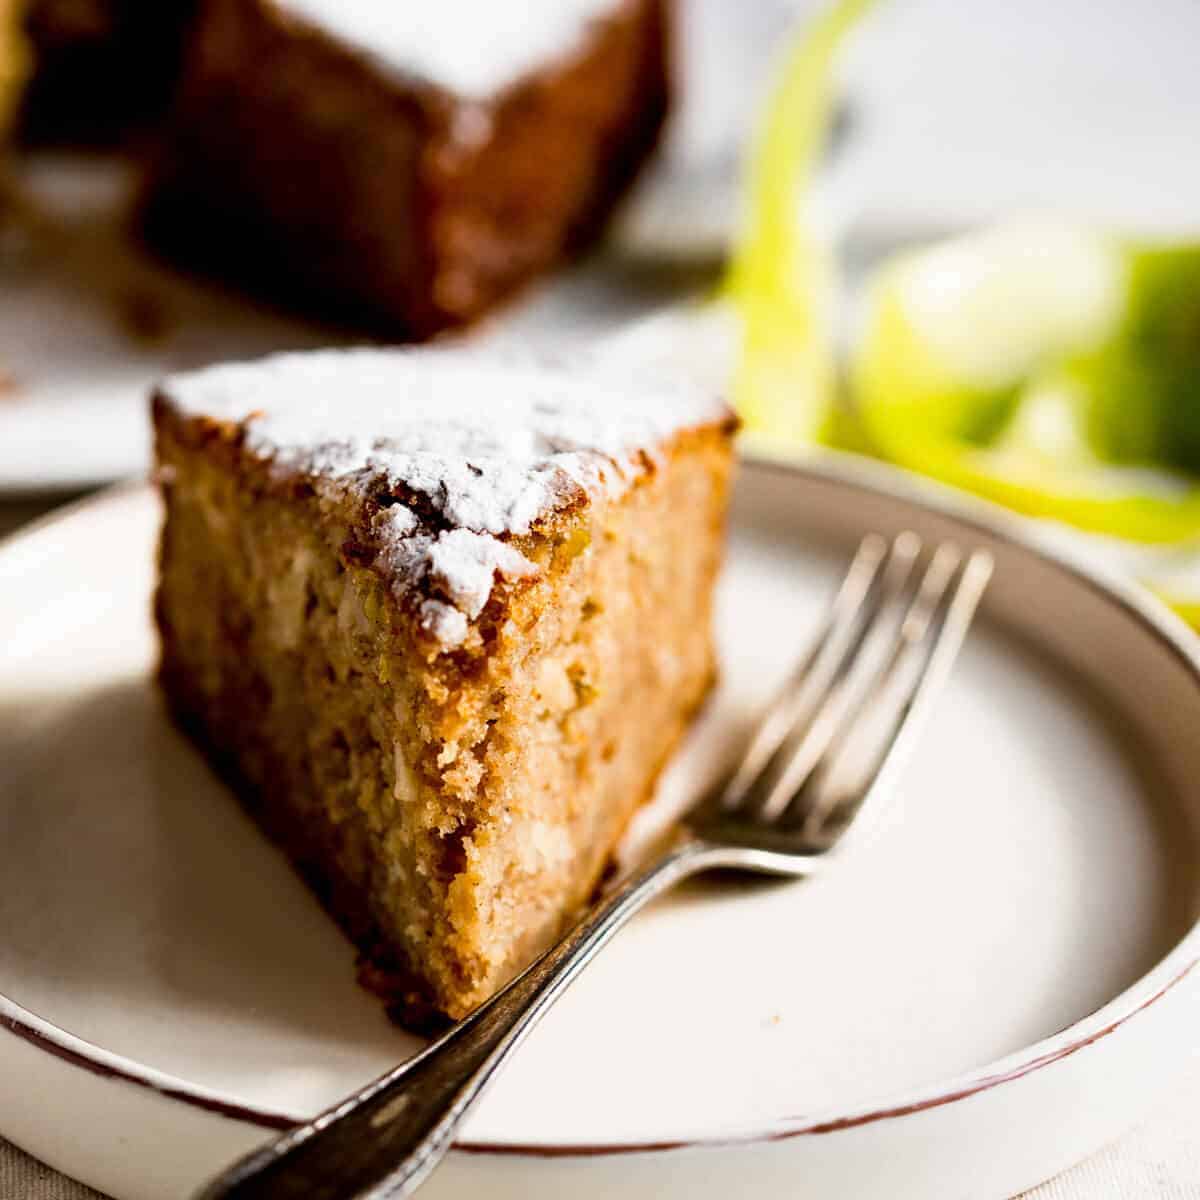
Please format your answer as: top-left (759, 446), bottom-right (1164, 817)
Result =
top-left (153, 348), bottom-right (735, 1023)
top-left (141, 0), bottom-right (672, 338)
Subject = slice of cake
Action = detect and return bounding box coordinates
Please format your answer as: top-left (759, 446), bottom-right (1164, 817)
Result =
top-left (153, 349), bottom-right (735, 1022)
top-left (141, 0), bottom-right (670, 338)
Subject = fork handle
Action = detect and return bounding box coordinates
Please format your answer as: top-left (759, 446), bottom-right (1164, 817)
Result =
top-left (196, 838), bottom-right (720, 1200)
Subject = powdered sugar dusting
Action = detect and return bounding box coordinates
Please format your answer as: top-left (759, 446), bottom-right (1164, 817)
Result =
top-left (270, 0), bottom-right (625, 99)
top-left (160, 347), bottom-right (727, 647)
top-left (419, 600), bottom-right (469, 647)
top-left (382, 528), bottom-right (537, 626)
top-left (426, 530), bottom-right (538, 616)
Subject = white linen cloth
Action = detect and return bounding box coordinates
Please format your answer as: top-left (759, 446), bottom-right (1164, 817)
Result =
top-left (4, 1060), bottom-right (1200, 1198)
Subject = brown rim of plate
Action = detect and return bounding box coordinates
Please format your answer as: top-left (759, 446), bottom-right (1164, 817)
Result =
top-left (3, 452), bottom-right (1200, 1158)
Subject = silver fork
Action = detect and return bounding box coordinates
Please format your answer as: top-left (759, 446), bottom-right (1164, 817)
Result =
top-left (198, 533), bottom-right (993, 1200)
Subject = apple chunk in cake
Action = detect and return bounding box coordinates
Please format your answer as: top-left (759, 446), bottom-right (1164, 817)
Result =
top-left (153, 349), bottom-right (736, 1022)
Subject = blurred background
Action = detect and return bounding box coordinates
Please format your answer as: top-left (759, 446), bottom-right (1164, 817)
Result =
top-left (3, 0), bottom-right (1200, 514)
top-left (627, 0), bottom-right (1200, 255)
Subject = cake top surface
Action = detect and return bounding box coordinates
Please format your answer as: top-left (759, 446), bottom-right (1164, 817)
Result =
top-left (268, 0), bottom-right (627, 99)
top-left (160, 348), bottom-right (730, 648)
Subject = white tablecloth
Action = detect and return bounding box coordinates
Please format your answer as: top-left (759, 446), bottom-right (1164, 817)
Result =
top-left (4, 1063), bottom-right (1200, 1199)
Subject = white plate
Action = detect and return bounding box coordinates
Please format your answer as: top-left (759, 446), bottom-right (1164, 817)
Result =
top-left (3, 456), bottom-right (1200, 1200)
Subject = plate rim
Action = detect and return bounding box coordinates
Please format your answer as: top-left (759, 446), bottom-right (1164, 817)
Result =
top-left (3, 451), bottom-right (1200, 1159)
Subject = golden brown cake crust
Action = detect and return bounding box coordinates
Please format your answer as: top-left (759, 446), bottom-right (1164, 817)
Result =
top-left (154, 350), bottom-right (736, 1022)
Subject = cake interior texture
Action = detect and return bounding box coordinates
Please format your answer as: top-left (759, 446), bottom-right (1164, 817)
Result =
top-left (153, 351), bottom-right (735, 1022)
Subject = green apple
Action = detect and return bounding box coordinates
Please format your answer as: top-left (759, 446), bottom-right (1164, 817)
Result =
top-left (1074, 242), bottom-right (1200, 473)
top-left (851, 223), bottom-right (1200, 543)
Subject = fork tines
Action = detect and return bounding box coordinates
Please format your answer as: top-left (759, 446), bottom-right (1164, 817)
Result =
top-left (721, 532), bottom-right (993, 848)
